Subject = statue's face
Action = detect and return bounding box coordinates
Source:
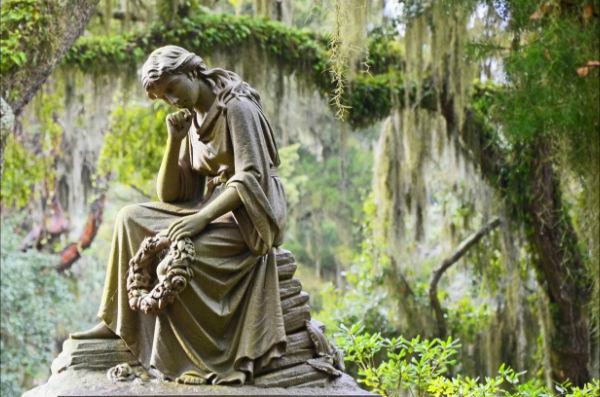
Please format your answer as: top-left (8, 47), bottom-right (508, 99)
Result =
top-left (146, 74), bottom-right (200, 110)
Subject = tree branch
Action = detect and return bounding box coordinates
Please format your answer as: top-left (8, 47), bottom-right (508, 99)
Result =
top-left (429, 217), bottom-right (501, 338)
top-left (57, 192), bottom-right (106, 272)
top-left (3, 1), bottom-right (100, 115)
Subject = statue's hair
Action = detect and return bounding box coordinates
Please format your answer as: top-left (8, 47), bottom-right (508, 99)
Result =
top-left (141, 45), bottom-right (261, 109)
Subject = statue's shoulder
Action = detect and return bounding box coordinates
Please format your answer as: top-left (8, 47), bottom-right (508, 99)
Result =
top-left (225, 95), bottom-right (261, 119)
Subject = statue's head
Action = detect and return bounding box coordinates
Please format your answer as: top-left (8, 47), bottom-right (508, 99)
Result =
top-left (141, 45), bottom-right (206, 109)
top-left (141, 45), bottom-right (261, 110)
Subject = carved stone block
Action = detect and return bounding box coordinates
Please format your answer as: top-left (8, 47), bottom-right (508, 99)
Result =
top-left (254, 363), bottom-right (329, 388)
top-left (275, 248), bottom-right (295, 266)
top-left (51, 338), bottom-right (137, 375)
top-left (277, 263), bottom-right (298, 281)
top-left (284, 304), bottom-right (311, 334)
top-left (279, 278), bottom-right (302, 300)
top-left (281, 291), bottom-right (310, 313)
top-left (285, 330), bottom-right (314, 352)
top-left (256, 348), bottom-right (315, 375)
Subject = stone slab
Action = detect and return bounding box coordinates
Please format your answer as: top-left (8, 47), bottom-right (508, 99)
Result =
top-left (256, 348), bottom-right (315, 375)
top-left (281, 292), bottom-right (310, 313)
top-left (277, 263), bottom-right (297, 281)
top-left (275, 249), bottom-right (295, 266)
top-left (254, 363), bottom-right (327, 388)
top-left (279, 279), bottom-right (302, 300)
top-left (23, 369), bottom-right (377, 397)
top-left (51, 339), bottom-right (138, 375)
top-left (286, 330), bottom-right (313, 352)
top-left (284, 305), bottom-right (311, 334)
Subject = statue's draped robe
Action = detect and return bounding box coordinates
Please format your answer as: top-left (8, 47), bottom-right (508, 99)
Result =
top-left (98, 95), bottom-right (287, 384)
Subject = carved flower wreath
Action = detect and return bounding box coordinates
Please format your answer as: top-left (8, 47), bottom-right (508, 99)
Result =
top-left (126, 234), bottom-right (195, 315)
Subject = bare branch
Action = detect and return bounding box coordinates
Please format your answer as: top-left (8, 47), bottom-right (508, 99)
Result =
top-left (429, 217), bottom-right (501, 337)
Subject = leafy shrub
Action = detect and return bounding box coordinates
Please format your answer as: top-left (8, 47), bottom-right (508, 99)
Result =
top-left (1, 218), bottom-right (77, 395)
top-left (336, 323), bottom-right (599, 397)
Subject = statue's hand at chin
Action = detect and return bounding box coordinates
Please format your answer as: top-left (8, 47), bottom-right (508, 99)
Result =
top-left (166, 108), bottom-right (193, 141)
top-left (166, 212), bottom-right (209, 241)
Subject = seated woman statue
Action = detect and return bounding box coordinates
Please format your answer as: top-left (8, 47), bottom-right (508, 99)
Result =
top-left (71, 45), bottom-right (287, 386)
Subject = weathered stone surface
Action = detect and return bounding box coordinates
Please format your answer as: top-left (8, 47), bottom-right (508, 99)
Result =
top-left (24, 368), bottom-right (377, 397)
top-left (254, 363), bottom-right (328, 388)
top-left (256, 348), bottom-right (315, 375)
top-left (282, 291), bottom-right (310, 314)
top-left (284, 305), bottom-right (312, 334)
top-left (298, 378), bottom-right (330, 388)
top-left (279, 278), bottom-right (302, 300)
top-left (275, 248), bottom-right (295, 266)
top-left (286, 330), bottom-right (314, 352)
top-left (51, 338), bottom-right (137, 375)
top-left (277, 263), bottom-right (298, 281)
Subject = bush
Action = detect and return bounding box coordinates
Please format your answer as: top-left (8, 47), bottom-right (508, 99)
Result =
top-left (336, 323), bottom-right (600, 397)
top-left (1, 218), bottom-right (75, 395)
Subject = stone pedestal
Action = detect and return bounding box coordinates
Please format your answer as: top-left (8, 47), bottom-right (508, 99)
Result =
top-left (23, 369), bottom-right (375, 397)
top-left (24, 249), bottom-right (376, 396)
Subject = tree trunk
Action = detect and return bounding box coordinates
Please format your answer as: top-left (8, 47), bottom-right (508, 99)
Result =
top-left (2, 1), bottom-right (100, 115)
top-left (445, 95), bottom-right (592, 385)
top-left (1, 1), bottom-right (99, 170)
top-left (525, 138), bottom-right (590, 385)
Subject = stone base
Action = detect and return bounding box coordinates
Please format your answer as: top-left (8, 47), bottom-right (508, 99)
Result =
top-left (23, 368), bottom-right (377, 397)
top-left (24, 249), bottom-right (377, 396)
top-left (51, 339), bottom-right (137, 375)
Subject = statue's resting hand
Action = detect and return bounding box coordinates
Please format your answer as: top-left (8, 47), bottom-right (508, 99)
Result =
top-left (166, 109), bottom-right (193, 141)
top-left (166, 212), bottom-right (209, 241)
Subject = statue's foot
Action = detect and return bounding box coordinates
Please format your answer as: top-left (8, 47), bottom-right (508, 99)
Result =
top-left (70, 322), bottom-right (118, 339)
top-left (176, 371), bottom-right (208, 385)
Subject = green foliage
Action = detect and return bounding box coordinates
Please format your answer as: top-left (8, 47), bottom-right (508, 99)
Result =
top-left (64, 12), bottom-right (330, 84)
top-left (365, 26), bottom-right (404, 75)
top-left (499, 15), bottom-right (598, 147)
top-left (98, 102), bottom-right (169, 196)
top-left (491, 0), bottom-right (600, 331)
top-left (0, 0), bottom-right (54, 77)
top-left (62, 11), bottom-right (407, 128)
top-left (0, 134), bottom-right (46, 209)
top-left (284, 140), bottom-right (372, 280)
top-left (446, 298), bottom-right (491, 343)
top-left (0, 218), bottom-right (74, 396)
top-left (337, 323), bottom-right (460, 396)
top-left (277, 143), bottom-right (309, 208)
top-left (336, 323), bottom-right (600, 397)
top-left (1, 87), bottom-right (64, 209)
top-left (346, 73), bottom-right (401, 128)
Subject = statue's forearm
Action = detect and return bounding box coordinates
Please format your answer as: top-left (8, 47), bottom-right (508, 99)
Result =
top-left (163, 186), bottom-right (242, 242)
top-left (198, 187), bottom-right (242, 222)
top-left (156, 136), bottom-right (183, 202)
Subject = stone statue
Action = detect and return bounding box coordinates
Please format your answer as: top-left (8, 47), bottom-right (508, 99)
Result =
top-left (27, 46), bottom-right (373, 396)
top-left (70, 45), bottom-right (288, 385)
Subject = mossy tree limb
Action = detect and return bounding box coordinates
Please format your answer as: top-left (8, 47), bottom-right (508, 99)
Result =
top-left (429, 217), bottom-right (501, 338)
top-left (0, 0), bottom-right (99, 174)
top-left (1, 0), bottom-right (100, 114)
top-left (61, 12), bottom-right (403, 127)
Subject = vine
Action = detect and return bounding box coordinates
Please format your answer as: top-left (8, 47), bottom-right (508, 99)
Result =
top-left (62, 11), bottom-right (403, 127)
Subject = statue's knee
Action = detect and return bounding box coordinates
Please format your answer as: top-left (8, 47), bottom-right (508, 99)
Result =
top-left (116, 204), bottom-right (141, 226)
